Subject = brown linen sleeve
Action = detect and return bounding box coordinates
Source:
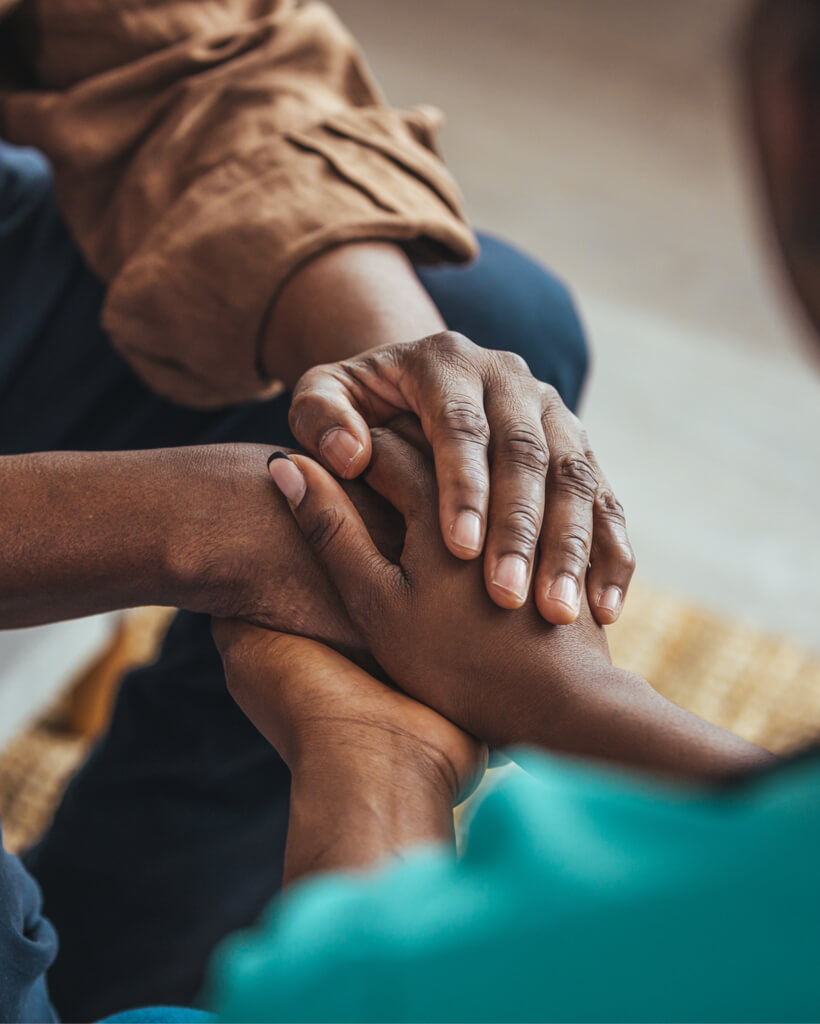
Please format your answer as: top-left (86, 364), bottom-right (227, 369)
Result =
top-left (0, 0), bottom-right (478, 406)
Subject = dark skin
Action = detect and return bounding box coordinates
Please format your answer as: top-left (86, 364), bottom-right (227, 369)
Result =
top-left (0, 443), bottom-right (403, 653)
top-left (270, 241), bottom-right (635, 625)
top-left (0, 239), bottom-right (635, 639)
top-left (258, 430), bottom-right (772, 779)
top-left (213, 622), bottom-right (487, 885)
top-left (214, 427), bottom-right (772, 885)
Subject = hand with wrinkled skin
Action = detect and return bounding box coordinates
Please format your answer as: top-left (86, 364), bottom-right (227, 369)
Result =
top-left (288, 331), bottom-right (635, 626)
top-left (267, 430), bottom-right (774, 781)
top-left (267, 429), bottom-right (610, 749)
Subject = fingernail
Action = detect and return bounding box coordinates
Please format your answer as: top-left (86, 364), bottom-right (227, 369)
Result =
top-left (492, 555), bottom-right (529, 603)
top-left (548, 574), bottom-right (579, 611)
top-left (319, 428), bottom-right (364, 477)
top-left (267, 452), bottom-right (306, 506)
top-left (450, 510), bottom-right (482, 554)
top-left (598, 586), bottom-right (622, 617)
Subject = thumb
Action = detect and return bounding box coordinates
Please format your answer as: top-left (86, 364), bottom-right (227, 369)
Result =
top-left (289, 368), bottom-right (374, 479)
top-left (267, 452), bottom-right (402, 625)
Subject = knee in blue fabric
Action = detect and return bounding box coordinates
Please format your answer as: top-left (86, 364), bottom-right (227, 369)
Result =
top-left (0, 141), bottom-right (53, 217)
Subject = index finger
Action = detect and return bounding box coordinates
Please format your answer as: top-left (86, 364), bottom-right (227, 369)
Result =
top-left (407, 366), bottom-right (490, 561)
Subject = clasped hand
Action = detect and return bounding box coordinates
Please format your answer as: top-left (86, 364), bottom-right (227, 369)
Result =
top-left (214, 419), bottom-right (623, 796)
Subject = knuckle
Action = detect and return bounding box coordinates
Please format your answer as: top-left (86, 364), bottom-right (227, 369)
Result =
top-left (290, 365), bottom-right (322, 397)
top-left (499, 424), bottom-right (549, 476)
top-left (592, 491), bottom-right (635, 573)
top-left (552, 452), bottom-right (598, 501)
top-left (436, 330), bottom-right (475, 357)
top-left (499, 501), bottom-right (542, 551)
top-left (450, 469), bottom-right (490, 508)
top-left (554, 526), bottom-right (593, 570)
top-left (539, 382), bottom-right (561, 409)
top-left (292, 361), bottom-right (343, 394)
top-left (595, 489), bottom-right (627, 525)
top-left (438, 397), bottom-right (491, 446)
top-left (407, 333), bottom-right (482, 391)
top-left (288, 373), bottom-right (344, 434)
top-left (413, 331), bottom-right (474, 370)
top-left (305, 505), bottom-right (345, 556)
top-left (615, 541), bottom-right (637, 574)
top-left (497, 349), bottom-right (531, 376)
top-left (286, 391), bottom-right (312, 433)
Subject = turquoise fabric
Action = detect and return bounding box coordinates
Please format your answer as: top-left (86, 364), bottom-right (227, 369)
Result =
top-left (205, 750), bottom-right (820, 1023)
top-left (102, 1008), bottom-right (215, 1023)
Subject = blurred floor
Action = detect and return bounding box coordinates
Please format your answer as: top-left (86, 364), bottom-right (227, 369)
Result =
top-left (335, 0), bottom-right (820, 651)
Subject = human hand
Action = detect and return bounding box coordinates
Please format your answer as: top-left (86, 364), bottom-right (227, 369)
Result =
top-left (266, 430), bottom-right (623, 750)
top-left (212, 619), bottom-right (487, 807)
top-left (288, 332), bottom-right (635, 625)
top-left (168, 443), bottom-right (403, 656)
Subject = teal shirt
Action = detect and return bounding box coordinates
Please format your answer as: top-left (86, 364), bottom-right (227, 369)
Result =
top-left (205, 750), bottom-right (820, 1022)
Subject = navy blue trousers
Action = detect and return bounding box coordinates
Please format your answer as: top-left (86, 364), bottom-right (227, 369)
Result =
top-left (0, 141), bottom-right (588, 1023)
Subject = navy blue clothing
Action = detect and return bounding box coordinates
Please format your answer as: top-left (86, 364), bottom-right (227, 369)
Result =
top-left (0, 826), bottom-right (57, 1023)
top-left (0, 139), bottom-right (588, 1023)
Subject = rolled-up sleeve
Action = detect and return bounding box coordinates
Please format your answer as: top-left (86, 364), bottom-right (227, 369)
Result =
top-left (0, 0), bottom-right (477, 406)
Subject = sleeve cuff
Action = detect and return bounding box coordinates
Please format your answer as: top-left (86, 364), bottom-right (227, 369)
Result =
top-left (103, 105), bottom-right (478, 408)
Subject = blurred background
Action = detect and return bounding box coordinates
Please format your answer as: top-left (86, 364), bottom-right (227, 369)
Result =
top-left (2, 0), bottom-right (820, 758)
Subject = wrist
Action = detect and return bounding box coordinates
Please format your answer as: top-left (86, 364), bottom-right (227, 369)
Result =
top-left (284, 736), bottom-right (456, 883)
top-left (292, 726), bottom-right (459, 809)
top-left (264, 242), bottom-right (445, 386)
top-left (523, 664), bottom-right (776, 782)
top-left (162, 443), bottom-right (289, 616)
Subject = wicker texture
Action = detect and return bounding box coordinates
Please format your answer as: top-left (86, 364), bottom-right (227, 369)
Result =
top-left (608, 581), bottom-right (820, 755)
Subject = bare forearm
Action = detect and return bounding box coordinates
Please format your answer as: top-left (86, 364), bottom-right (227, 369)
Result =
top-left (284, 746), bottom-right (454, 887)
top-left (264, 242), bottom-right (446, 387)
top-left (0, 449), bottom-right (186, 626)
top-left (0, 444), bottom-right (292, 629)
top-left (526, 666), bottom-right (775, 783)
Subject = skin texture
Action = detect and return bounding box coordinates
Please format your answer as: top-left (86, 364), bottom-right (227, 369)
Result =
top-left (0, 240), bottom-right (633, 640)
top-left (268, 241), bottom-right (636, 626)
top-left (268, 429), bottom-right (774, 782)
top-left (212, 622), bottom-right (487, 885)
top-left (0, 444), bottom-right (403, 656)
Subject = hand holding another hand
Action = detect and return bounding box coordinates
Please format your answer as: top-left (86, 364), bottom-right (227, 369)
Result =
top-left (266, 428), bottom-right (617, 751)
top-left (289, 332), bottom-right (635, 626)
top-left (212, 620), bottom-right (487, 808)
top-left (265, 427), bottom-right (773, 781)
top-left (168, 443), bottom-right (402, 656)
